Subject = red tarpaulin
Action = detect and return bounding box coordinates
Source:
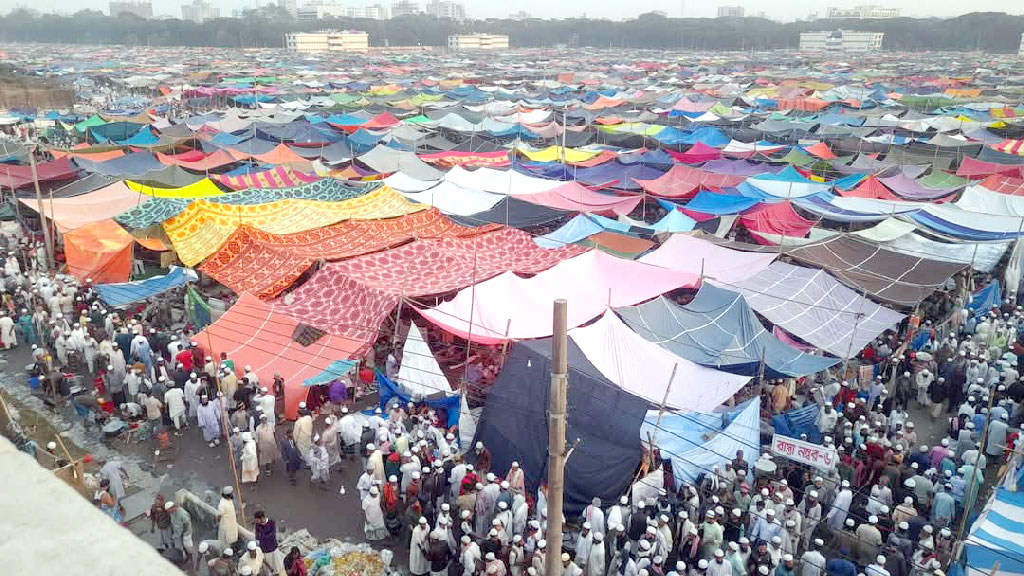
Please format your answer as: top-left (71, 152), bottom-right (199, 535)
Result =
top-left (212, 166), bottom-right (319, 191)
top-left (739, 201), bottom-right (817, 244)
top-left (956, 156), bottom-right (1024, 179)
top-left (271, 230), bottom-right (588, 340)
top-left (978, 174), bottom-right (1024, 196)
top-left (667, 142), bottom-right (723, 164)
top-left (836, 176), bottom-right (902, 200)
top-left (195, 292), bottom-right (367, 419)
top-left (0, 156), bottom-right (79, 189)
top-left (512, 182), bottom-right (641, 216)
top-left (200, 209), bottom-right (496, 299)
top-left (418, 150), bottom-right (511, 168)
top-left (634, 165), bottom-right (745, 198)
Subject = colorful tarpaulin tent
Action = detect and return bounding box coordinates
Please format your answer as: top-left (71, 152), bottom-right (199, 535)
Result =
top-left (633, 165), bottom-right (746, 199)
top-left (200, 209), bottom-right (492, 299)
top-left (62, 219), bottom-right (134, 283)
top-left (19, 180), bottom-right (149, 232)
top-left (126, 178), bottom-right (224, 199)
top-left (162, 186), bottom-right (426, 266)
top-left (568, 311), bottom-right (750, 411)
top-left (417, 250), bottom-right (699, 343)
top-left (396, 323), bottom-right (453, 398)
top-left (616, 286), bottom-right (838, 377)
top-left (783, 235), bottom-right (967, 306)
top-left (194, 292), bottom-right (366, 419)
top-left (642, 398), bottom-right (761, 486)
top-left (211, 166), bottom-right (319, 191)
top-left (512, 182), bottom-right (641, 216)
top-left (637, 234), bottom-right (777, 283)
top-left (739, 201), bottom-right (817, 244)
top-left (94, 266), bottom-right (198, 307)
top-left (272, 229), bottom-right (587, 339)
top-left (961, 489), bottom-right (1024, 576)
top-left (473, 337), bottom-right (648, 515)
top-left (724, 261), bottom-right (904, 358)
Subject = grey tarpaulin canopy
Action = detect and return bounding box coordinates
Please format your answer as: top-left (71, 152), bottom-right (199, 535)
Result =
top-left (448, 197), bottom-right (571, 229)
top-left (783, 235), bottom-right (967, 307)
top-left (473, 338), bottom-right (648, 516)
top-left (724, 261), bottom-right (905, 358)
top-left (615, 285), bottom-right (839, 378)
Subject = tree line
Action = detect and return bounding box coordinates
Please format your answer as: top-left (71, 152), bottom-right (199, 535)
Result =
top-left (0, 9), bottom-right (1022, 53)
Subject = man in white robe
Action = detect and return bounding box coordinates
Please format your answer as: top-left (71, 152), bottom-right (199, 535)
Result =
top-left (410, 517), bottom-right (432, 576)
top-left (582, 498), bottom-right (606, 538)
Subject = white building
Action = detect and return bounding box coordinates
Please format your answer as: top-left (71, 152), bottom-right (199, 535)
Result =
top-left (717, 6), bottom-right (745, 18)
top-left (391, 0), bottom-right (420, 17)
top-left (181, 0), bottom-right (219, 22)
top-left (447, 33), bottom-right (509, 50)
top-left (826, 5), bottom-right (901, 19)
top-left (427, 0), bottom-right (465, 19)
top-left (346, 4), bottom-right (388, 18)
top-left (799, 30), bottom-right (883, 52)
top-left (297, 1), bottom-right (346, 20)
top-left (286, 30), bottom-right (371, 52)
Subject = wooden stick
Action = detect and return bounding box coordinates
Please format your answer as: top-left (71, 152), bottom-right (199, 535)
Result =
top-left (53, 433), bottom-right (82, 484)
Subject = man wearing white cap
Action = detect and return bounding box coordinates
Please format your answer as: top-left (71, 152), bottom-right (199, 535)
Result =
top-left (506, 460), bottom-right (526, 496)
top-left (582, 496), bottom-right (606, 538)
top-left (292, 402), bottom-right (313, 459)
top-left (800, 539), bottom-right (826, 576)
top-left (410, 516), bottom-right (431, 576)
top-left (237, 540), bottom-right (264, 576)
top-left (825, 480), bottom-right (853, 531)
top-left (865, 555), bottom-right (889, 576)
top-left (587, 532), bottom-right (606, 576)
top-left (575, 521), bottom-right (594, 571)
top-left (855, 515), bottom-right (882, 566)
top-left (216, 486), bottom-right (239, 549)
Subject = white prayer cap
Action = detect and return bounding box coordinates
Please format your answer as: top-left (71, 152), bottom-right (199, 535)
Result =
top-left (476, 442), bottom-right (484, 449)
top-left (783, 554), bottom-right (793, 562)
top-left (583, 521), bottom-right (591, 530)
top-left (512, 461), bottom-right (520, 468)
top-left (639, 540), bottom-right (651, 551)
top-left (412, 472), bottom-right (420, 479)
top-left (677, 562), bottom-right (687, 572)
top-left (621, 496), bottom-right (629, 505)
top-left (538, 540), bottom-right (547, 549)
top-left (808, 490), bottom-right (818, 499)
top-left (845, 518), bottom-right (855, 527)
top-left (164, 501), bottom-right (176, 510)
top-left (714, 550), bottom-right (724, 558)
top-left (498, 501), bottom-right (508, 510)
top-left (876, 556), bottom-right (886, 565)
top-left (418, 517), bottom-right (427, 524)
top-left (771, 536), bottom-right (782, 544)
top-left (47, 441), bottom-right (56, 451)
top-left (247, 541), bottom-right (258, 551)
top-left (366, 443), bottom-right (375, 450)
top-left (560, 553), bottom-right (571, 562)
top-left (869, 516), bottom-right (878, 524)
top-left (486, 473), bottom-right (496, 481)
top-left (488, 528), bottom-right (498, 536)
top-left (299, 402), bottom-right (307, 409)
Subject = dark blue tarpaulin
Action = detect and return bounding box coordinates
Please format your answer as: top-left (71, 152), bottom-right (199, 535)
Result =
top-left (375, 370), bottom-right (460, 428)
top-left (616, 285), bottom-right (838, 378)
top-left (474, 338), bottom-right (648, 515)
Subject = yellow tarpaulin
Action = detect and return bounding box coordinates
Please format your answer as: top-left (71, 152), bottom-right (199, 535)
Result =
top-left (126, 178), bottom-right (225, 199)
top-left (163, 186), bottom-right (426, 266)
top-left (516, 145), bottom-right (602, 163)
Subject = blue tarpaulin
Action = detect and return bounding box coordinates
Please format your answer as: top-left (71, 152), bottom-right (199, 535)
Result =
top-left (969, 280), bottom-right (1002, 313)
top-left (95, 266), bottom-right (198, 307)
top-left (375, 370), bottom-right (460, 428)
top-left (771, 404), bottom-right (822, 444)
top-left (303, 360), bottom-right (358, 387)
top-left (643, 398), bottom-right (761, 486)
top-left (668, 191), bottom-right (761, 215)
top-left (534, 214), bottom-right (603, 248)
top-left (616, 284), bottom-right (839, 377)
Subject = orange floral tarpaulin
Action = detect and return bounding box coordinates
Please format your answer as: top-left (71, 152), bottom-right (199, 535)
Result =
top-left (200, 208), bottom-right (497, 299)
top-left (162, 185), bottom-right (427, 266)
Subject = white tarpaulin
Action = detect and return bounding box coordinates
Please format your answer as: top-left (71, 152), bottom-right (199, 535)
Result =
top-left (568, 311), bottom-right (750, 412)
top-left (399, 181), bottom-right (505, 216)
top-left (638, 234), bottom-right (778, 283)
top-left (723, 262), bottom-right (905, 358)
top-left (397, 323), bottom-right (452, 398)
top-left (445, 165), bottom-right (562, 195)
top-left (852, 217), bottom-right (1009, 272)
top-left (957, 185), bottom-right (1024, 217)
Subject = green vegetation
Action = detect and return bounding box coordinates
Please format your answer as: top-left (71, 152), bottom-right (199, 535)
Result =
top-left (0, 9), bottom-right (1022, 53)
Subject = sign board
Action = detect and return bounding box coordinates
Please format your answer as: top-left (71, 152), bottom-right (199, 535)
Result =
top-left (770, 433), bottom-right (837, 471)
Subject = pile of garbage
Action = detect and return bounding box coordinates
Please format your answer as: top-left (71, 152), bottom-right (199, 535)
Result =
top-left (278, 530), bottom-right (394, 576)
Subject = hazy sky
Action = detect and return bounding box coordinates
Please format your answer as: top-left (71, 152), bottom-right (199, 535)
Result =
top-left (4, 0), bottom-right (1021, 22)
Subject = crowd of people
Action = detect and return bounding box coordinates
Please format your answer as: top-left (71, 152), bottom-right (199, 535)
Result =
top-left (1, 235), bottom-right (1019, 576)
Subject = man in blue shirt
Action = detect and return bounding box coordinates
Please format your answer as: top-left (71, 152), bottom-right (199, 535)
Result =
top-left (826, 558), bottom-right (857, 576)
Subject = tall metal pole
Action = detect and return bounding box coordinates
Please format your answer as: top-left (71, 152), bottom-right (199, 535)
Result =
top-left (29, 148), bottom-right (54, 270)
top-left (545, 299), bottom-right (569, 576)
